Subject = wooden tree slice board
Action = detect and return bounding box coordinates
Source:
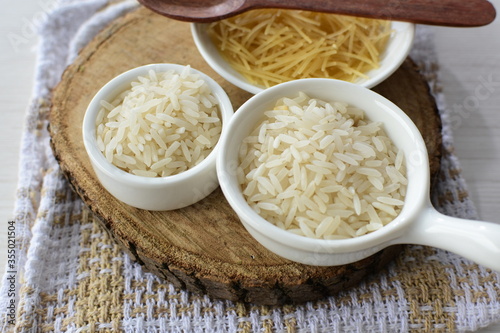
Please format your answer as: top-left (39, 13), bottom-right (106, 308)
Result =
top-left (49, 7), bottom-right (442, 305)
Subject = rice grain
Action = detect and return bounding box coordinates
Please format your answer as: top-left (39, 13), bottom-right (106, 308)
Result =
top-left (238, 93), bottom-right (407, 239)
top-left (96, 66), bottom-right (221, 177)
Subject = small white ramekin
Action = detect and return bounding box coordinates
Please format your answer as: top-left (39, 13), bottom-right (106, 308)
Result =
top-left (83, 63), bottom-right (234, 211)
top-left (191, 20), bottom-right (415, 94)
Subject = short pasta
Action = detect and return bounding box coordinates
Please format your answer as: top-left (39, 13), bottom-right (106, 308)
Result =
top-left (208, 10), bottom-right (392, 88)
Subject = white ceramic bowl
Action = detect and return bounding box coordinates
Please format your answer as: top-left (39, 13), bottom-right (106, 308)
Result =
top-left (83, 63), bottom-right (234, 211)
top-left (217, 79), bottom-right (500, 271)
top-left (191, 21), bottom-right (415, 94)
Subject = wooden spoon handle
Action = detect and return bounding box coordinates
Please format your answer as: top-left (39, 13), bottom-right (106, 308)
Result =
top-left (245, 0), bottom-right (496, 27)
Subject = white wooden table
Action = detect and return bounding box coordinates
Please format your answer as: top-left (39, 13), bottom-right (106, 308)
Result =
top-left (1, 1), bottom-right (499, 331)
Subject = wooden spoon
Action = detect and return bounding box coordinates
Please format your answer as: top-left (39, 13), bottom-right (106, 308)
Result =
top-left (138, 0), bottom-right (496, 27)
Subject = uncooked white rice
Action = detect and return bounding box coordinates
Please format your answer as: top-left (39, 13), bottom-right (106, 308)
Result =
top-left (96, 66), bottom-right (221, 177)
top-left (237, 92), bottom-right (407, 239)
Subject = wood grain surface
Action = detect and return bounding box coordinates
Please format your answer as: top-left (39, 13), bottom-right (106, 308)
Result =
top-left (48, 7), bottom-right (442, 305)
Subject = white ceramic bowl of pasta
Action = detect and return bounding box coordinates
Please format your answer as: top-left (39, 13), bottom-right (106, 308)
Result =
top-left (191, 19), bottom-right (415, 94)
top-left (217, 78), bottom-right (500, 271)
top-left (83, 63), bottom-right (234, 211)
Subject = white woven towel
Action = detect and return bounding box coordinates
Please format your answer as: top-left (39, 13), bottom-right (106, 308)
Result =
top-left (1, 1), bottom-right (499, 332)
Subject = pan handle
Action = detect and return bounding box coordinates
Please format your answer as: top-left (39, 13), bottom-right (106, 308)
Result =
top-left (395, 205), bottom-right (500, 272)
